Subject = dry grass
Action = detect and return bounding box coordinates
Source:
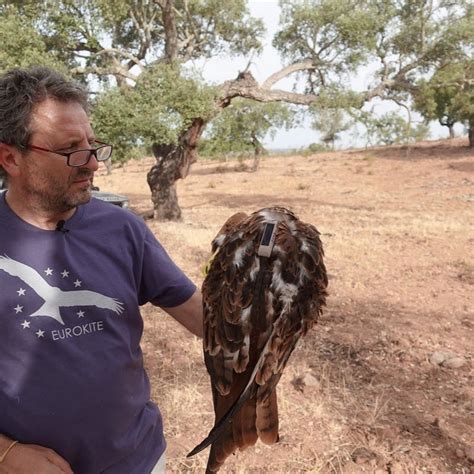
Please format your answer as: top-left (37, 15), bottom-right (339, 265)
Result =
top-left (95, 137), bottom-right (473, 473)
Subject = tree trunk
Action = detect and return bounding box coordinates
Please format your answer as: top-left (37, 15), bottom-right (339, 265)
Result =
top-left (251, 133), bottom-right (265, 172)
top-left (104, 158), bottom-right (113, 175)
top-left (440, 118), bottom-right (456, 140)
top-left (448, 124), bottom-right (455, 139)
top-left (147, 118), bottom-right (205, 220)
top-left (147, 144), bottom-right (182, 220)
top-left (469, 119), bottom-right (474, 147)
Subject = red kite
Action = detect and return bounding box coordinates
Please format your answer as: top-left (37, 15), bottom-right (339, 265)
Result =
top-left (188, 207), bottom-right (328, 472)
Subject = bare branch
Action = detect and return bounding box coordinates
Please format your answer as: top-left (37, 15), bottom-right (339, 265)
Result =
top-left (218, 67), bottom-right (413, 111)
top-left (91, 49), bottom-right (146, 72)
top-left (163, 0), bottom-right (178, 60)
top-left (70, 65), bottom-right (139, 83)
top-left (261, 60), bottom-right (317, 89)
top-left (127, 2), bottom-right (159, 67)
top-left (218, 71), bottom-right (318, 108)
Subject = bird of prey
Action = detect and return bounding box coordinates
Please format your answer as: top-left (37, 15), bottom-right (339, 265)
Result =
top-left (188, 207), bottom-right (328, 472)
top-left (0, 255), bottom-right (124, 325)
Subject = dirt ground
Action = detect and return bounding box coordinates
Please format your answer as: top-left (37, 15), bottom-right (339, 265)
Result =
top-left (95, 137), bottom-right (473, 473)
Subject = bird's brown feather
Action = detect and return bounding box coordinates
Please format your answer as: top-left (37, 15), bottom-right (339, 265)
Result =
top-left (189, 207), bottom-right (328, 472)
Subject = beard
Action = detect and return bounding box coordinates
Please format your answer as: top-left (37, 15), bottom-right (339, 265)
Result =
top-left (24, 165), bottom-right (94, 213)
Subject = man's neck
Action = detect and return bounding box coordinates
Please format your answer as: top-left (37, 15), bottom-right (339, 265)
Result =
top-left (4, 189), bottom-right (76, 231)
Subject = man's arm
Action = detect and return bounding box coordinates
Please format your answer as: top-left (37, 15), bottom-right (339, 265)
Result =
top-left (162, 289), bottom-right (204, 338)
top-left (0, 434), bottom-right (72, 473)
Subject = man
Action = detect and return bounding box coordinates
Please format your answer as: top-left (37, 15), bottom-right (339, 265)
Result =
top-left (0, 66), bottom-right (203, 473)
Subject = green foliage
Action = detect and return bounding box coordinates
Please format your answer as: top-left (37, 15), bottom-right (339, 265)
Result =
top-left (274, 0), bottom-right (471, 146)
top-left (307, 142), bottom-right (330, 153)
top-left (1, 0), bottom-right (264, 77)
top-left (414, 61), bottom-right (474, 131)
top-left (0, 6), bottom-right (69, 74)
top-left (311, 108), bottom-right (352, 148)
top-left (274, 0), bottom-right (471, 101)
top-left (92, 65), bottom-right (216, 164)
top-left (174, 0), bottom-right (265, 57)
top-left (358, 111), bottom-right (429, 146)
top-left (91, 86), bottom-right (138, 164)
top-left (274, 0), bottom-right (386, 90)
top-left (199, 99), bottom-right (295, 158)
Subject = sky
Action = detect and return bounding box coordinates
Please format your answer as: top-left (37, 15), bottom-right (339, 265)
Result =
top-left (194, 0), bottom-right (463, 150)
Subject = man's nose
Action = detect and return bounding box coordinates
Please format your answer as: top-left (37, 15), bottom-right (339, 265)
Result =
top-left (84, 152), bottom-right (99, 171)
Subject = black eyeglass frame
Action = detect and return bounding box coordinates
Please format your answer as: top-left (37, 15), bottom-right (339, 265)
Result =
top-left (20, 140), bottom-right (113, 167)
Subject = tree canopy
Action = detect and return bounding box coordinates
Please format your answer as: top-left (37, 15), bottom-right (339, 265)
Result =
top-left (414, 61), bottom-right (474, 138)
top-left (92, 64), bottom-right (216, 162)
top-left (200, 99), bottom-right (295, 161)
top-left (0, 0), bottom-right (264, 80)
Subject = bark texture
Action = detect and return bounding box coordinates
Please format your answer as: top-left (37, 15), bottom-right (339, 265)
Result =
top-left (147, 118), bottom-right (204, 220)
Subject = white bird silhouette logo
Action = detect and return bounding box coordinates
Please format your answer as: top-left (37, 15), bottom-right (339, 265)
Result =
top-left (0, 255), bottom-right (124, 325)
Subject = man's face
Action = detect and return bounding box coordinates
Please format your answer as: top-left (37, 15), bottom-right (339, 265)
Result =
top-left (18, 98), bottom-right (99, 212)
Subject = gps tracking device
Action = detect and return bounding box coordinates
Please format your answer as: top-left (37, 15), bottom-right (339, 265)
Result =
top-left (257, 221), bottom-right (278, 257)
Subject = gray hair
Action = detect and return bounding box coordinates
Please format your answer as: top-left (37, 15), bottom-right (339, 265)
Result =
top-left (0, 66), bottom-right (89, 149)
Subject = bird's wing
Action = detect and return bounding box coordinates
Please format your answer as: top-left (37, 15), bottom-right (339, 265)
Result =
top-left (189, 211), bottom-right (263, 462)
top-left (203, 211), bottom-right (262, 395)
top-left (61, 290), bottom-right (124, 314)
top-left (0, 255), bottom-right (53, 296)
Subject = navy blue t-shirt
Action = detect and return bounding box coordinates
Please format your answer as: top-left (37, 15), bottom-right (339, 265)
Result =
top-left (0, 193), bottom-right (196, 473)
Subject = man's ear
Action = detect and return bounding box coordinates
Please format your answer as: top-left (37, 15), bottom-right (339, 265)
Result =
top-left (0, 143), bottom-right (21, 178)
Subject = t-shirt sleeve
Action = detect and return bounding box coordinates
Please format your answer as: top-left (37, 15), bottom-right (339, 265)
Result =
top-left (138, 227), bottom-right (196, 308)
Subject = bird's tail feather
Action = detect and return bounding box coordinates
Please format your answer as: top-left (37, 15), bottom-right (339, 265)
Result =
top-left (188, 310), bottom-right (279, 458)
top-left (256, 389), bottom-right (279, 444)
top-left (189, 257), bottom-right (278, 462)
top-left (233, 397), bottom-right (258, 449)
top-left (205, 397), bottom-right (258, 473)
top-left (187, 381), bottom-right (257, 457)
top-left (206, 425), bottom-right (234, 472)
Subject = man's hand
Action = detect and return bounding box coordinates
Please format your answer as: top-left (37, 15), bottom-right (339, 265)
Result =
top-left (0, 438), bottom-right (72, 474)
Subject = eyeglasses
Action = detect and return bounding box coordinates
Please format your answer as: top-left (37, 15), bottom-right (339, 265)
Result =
top-left (22, 140), bottom-right (113, 167)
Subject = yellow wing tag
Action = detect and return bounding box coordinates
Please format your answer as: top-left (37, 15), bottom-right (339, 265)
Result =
top-left (202, 249), bottom-right (219, 277)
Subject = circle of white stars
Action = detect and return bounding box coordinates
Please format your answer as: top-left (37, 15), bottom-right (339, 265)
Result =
top-left (12, 265), bottom-right (86, 339)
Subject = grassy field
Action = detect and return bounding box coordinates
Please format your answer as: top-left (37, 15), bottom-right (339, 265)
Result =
top-left (95, 137), bottom-right (473, 473)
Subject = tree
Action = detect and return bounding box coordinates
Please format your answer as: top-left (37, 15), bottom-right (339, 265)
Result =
top-left (414, 61), bottom-right (474, 143)
top-left (1, 0), bottom-right (265, 219)
top-left (357, 110), bottom-right (429, 146)
top-left (311, 108), bottom-right (352, 149)
top-left (92, 64), bottom-right (216, 219)
top-left (200, 99), bottom-right (295, 170)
